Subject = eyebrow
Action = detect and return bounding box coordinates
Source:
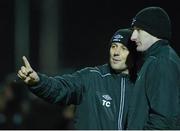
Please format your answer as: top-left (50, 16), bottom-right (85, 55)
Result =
top-left (133, 26), bottom-right (141, 30)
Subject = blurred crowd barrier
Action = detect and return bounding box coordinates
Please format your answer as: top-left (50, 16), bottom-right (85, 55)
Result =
top-left (0, 73), bottom-right (75, 129)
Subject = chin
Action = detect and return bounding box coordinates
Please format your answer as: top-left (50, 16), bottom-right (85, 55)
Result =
top-left (137, 47), bottom-right (144, 52)
top-left (111, 65), bottom-right (122, 71)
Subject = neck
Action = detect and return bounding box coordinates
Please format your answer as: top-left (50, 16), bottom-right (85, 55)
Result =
top-left (115, 68), bottom-right (129, 75)
top-left (122, 69), bottom-right (129, 75)
top-left (152, 36), bottom-right (161, 45)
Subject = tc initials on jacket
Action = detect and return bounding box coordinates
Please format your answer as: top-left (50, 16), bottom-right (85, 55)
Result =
top-left (102, 100), bottom-right (111, 107)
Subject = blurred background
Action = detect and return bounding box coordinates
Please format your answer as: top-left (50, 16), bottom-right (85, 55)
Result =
top-left (0, 0), bottom-right (179, 129)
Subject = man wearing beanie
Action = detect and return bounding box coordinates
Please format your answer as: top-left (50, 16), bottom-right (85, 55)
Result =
top-left (17, 29), bottom-right (137, 129)
top-left (127, 6), bottom-right (180, 129)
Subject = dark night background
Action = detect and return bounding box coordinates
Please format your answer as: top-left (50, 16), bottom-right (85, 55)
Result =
top-left (0, 0), bottom-right (179, 129)
top-left (0, 0), bottom-right (180, 80)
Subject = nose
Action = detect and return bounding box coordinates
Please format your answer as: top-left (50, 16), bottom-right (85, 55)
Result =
top-left (131, 30), bottom-right (137, 42)
top-left (113, 47), bottom-right (120, 56)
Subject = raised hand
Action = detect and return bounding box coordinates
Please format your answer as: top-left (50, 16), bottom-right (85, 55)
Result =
top-left (17, 56), bottom-right (40, 85)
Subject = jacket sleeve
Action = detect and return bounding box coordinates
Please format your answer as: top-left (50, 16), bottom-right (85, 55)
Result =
top-left (144, 57), bottom-right (179, 129)
top-left (28, 69), bottom-right (87, 105)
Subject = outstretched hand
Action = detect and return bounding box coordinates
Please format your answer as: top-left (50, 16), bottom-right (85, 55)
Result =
top-left (17, 56), bottom-right (40, 85)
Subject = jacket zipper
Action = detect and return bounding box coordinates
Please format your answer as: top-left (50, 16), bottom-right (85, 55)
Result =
top-left (118, 77), bottom-right (125, 129)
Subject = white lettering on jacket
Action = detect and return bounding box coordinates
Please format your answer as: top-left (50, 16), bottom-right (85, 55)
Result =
top-left (102, 99), bottom-right (111, 107)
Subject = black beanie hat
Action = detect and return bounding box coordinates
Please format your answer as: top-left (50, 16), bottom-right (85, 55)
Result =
top-left (110, 28), bottom-right (132, 49)
top-left (131, 7), bottom-right (171, 40)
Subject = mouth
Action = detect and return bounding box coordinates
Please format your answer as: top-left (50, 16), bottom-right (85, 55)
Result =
top-left (135, 42), bottom-right (141, 46)
top-left (112, 58), bottom-right (121, 62)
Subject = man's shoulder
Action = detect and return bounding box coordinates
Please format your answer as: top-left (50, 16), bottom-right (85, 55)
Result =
top-left (78, 64), bottom-right (112, 77)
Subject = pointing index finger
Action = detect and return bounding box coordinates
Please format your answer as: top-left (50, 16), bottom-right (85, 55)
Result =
top-left (22, 56), bottom-right (32, 68)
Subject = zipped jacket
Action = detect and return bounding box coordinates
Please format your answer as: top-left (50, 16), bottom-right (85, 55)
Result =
top-left (127, 40), bottom-right (180, 129)
top-left (28, 64), bottom-right (133, 129)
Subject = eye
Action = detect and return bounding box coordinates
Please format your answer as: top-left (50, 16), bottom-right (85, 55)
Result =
top-left (111, 44), bottom-right (116, 49)
top-left (133, 27), bottom-right (141, 32)
top-left (121, 46), bottom-right (128, 51)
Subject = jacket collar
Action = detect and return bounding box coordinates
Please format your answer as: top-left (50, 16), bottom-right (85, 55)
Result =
top-left (107, 63), bottom-right (129, 78)
top-left (143, 40), bottom-right (169, 60)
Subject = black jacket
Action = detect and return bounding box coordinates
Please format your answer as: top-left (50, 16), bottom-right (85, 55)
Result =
top-left (127, 40), bottom-right (180, 129)
top-left (28, 64), bottom-right (134, 129)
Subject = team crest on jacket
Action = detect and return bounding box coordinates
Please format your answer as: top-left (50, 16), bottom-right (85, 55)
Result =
top-left (102, 95), bottom-right (112, 100)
